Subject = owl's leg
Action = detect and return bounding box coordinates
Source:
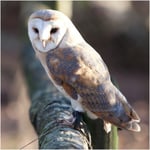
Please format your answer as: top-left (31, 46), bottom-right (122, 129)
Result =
top-left (104, 120), bottom-right (112, 133)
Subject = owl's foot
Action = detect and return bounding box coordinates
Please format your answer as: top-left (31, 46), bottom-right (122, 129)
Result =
top-left (57, 111), bottom-right (84, 128)
top-left (56, 112), bottom-right (76, 127)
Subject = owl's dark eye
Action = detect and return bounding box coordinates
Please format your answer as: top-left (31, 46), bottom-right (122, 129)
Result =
top-left (33, 27), bottom-right (39, 34)
top-left (50, 28), bottom-right (59, 34)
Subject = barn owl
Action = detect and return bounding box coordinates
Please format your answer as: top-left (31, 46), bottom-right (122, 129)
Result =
top-left (28, 9), bottom-right (141, 133)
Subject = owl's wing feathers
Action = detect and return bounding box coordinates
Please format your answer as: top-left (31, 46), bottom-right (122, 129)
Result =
top-left (46, 44), bottom-right (140, 131)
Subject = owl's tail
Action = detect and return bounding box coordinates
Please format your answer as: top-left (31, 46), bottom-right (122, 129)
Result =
top-left (116, 104), bottom-right (141, 132)
top-left (114, 89), bottom-right (140, 132)
top-left (103, 86), bottom-right (141, 132)
top-left (121, 99), bottom-right (141, 132)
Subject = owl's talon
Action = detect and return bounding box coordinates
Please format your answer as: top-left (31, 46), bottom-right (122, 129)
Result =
top-left (57, 114), bottom-right (76, 127)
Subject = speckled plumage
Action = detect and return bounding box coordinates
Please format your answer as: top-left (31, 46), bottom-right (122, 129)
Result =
top-left (45, 44), bottom-right (140, 131)
top-left (28, 9), bottom-right (141, 133)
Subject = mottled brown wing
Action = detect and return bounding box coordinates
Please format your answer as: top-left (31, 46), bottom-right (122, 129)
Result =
top-left (46, 44), bottom-right (117, 113)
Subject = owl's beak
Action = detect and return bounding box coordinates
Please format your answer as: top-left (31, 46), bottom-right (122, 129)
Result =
top-left (42, 40), bottom-right (46, 48)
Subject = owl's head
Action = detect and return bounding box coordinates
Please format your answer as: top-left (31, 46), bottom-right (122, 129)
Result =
top-left (28, 9), bottom-right (83, 53)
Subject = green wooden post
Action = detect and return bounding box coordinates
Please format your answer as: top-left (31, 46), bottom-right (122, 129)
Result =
top-left (83, 114), bottom-right (118, 149)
